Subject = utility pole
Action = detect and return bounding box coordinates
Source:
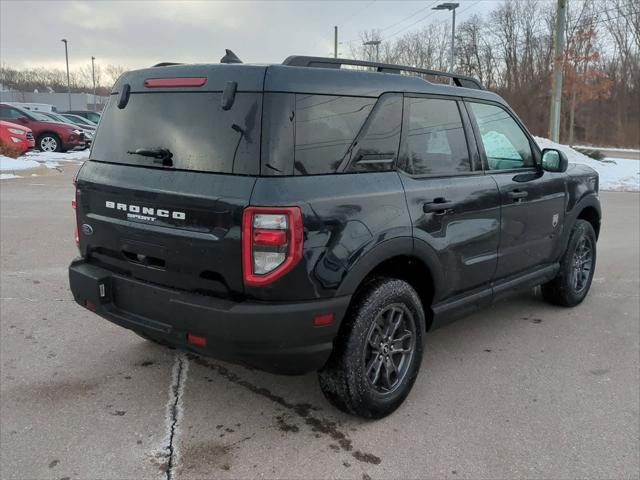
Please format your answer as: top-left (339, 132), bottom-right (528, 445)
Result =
top-left (549, 0), bottom-right (567, 143)
top-left (433, 3), bottom-right (459, 74)
top-left (363, 40), bottom-right (381, 62)
top-left (334, 26), bottom-right (338, 58)
top-left (61, 39), bottom-right (72, 110)
top-left (91, 56), bottom-right (96, 111)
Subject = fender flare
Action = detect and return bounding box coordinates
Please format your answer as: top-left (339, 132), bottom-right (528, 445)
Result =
top-left (335, 236), bottom-right (444, 301)
top-left (559, 193), bottom-right (601, 255)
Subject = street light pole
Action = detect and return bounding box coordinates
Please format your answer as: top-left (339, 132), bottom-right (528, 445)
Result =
top-left (363, 40), bottom-right (381, 62)
top-left (61, 39), bottom-right (71, 109)
top-left (432, 3), bottom-right (460, 74)
top-left (91, 56), bottom-right (96, 111)
top-left (549, 0), bottom-right (567, 142)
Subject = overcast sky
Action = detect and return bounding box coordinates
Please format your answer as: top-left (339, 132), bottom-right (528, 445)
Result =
top-left (1, 0), bottom-right (510, 71)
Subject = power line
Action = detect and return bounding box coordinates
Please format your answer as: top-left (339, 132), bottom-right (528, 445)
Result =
top-left (338, 0), bottom-right (378, 26)
top-left (379, 1), bottom-right (440, 33)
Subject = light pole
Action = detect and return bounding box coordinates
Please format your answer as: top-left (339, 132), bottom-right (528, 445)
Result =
top-left (363, 40), bottom-right (381, 63)
top-left (91, 56), bottom-right (96, 111)
top-left (61, 39), bottom-right (71, 109)
top-left (432, 3), bottom-right (459, 74)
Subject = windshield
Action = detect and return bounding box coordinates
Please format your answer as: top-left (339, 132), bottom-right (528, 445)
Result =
top-left (30, 111), bottom-right (55, 121)
top-left (91, 92), bottom-right (262, 175)
top-left (66, 115), bottom-right (94, 125)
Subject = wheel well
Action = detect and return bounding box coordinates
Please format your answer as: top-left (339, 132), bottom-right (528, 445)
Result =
top-left (37, 131), bottom-right (60, 140)
top-left (577, 206), bottom-right (600, 239)
top-left (356, 255), bottom-right (435, 331)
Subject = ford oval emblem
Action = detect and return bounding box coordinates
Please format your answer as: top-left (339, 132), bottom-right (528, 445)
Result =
top-left (81, 224), bottom-right (94, 236)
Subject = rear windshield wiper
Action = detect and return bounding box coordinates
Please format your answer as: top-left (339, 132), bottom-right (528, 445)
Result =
top-left (127, 148), bottom-right (173, 166)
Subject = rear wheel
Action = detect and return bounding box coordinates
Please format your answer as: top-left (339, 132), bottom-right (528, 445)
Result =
top-left (37, 133), bottom-right (62, 152)
top-left (542, 219), bottom-right (597, 307)
top-left (318, 278), bottom-right (424, 419)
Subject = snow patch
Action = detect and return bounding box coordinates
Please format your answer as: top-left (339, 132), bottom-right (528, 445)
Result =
top-left (0, 173), bottom-right (20, 180)
top-left (535, 137), bottom-right (639, 192)
top-left (0, 155), bottom-right (41, 171)
top-left (24, 149), bottom-right (89, 163)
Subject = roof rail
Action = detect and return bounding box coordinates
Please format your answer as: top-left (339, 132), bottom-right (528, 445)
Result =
top-left (282, 56), bottom-right (484, 90)
top-left (152, 62), bottom-right (183, 67)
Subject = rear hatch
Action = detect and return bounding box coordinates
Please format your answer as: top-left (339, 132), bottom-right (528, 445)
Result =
top-left (76, 64), bottom-right (266, 298)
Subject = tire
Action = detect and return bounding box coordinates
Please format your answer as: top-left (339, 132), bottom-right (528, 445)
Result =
top-left (37, 133), bottom-right (62, 152)
top-left (318, 278), bottom-right (424, 419)
top-left (542, 219), bottom-right (597, 307)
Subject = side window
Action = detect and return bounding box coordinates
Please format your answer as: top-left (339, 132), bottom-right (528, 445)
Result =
top-left (0, 107), bottom-right (22, 119)
top-left (468, 102), bottom-right (534, 170)
top-left (294, 95), bottom-right (376, 175)
top-left (403, 97), bottom-right (471, 176)
top-left (347, 93), bottom-right (402, 172)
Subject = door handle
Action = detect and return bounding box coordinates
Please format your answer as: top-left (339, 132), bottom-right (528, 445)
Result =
top-left (507, 189), bottom-right (528, 200)
top-left (423, 197), bottom-right (455, 214)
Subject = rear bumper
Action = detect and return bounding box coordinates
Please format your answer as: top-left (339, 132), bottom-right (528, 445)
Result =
top-left (68, 259), bottom-right (350, 374)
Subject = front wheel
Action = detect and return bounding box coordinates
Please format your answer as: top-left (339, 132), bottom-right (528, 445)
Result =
top-left (542, 219), bottom-right (597, 307)
top-left (318, 278), bottom-right (424, 419)
top-left (37, 133), bottom-right (62, 152)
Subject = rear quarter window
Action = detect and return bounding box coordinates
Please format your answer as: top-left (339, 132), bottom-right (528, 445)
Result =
top-left (293, 95), bottom-right (376, 175)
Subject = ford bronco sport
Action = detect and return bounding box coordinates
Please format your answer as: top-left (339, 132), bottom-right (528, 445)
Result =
top-left (69, 53), bottom-right (601, 418)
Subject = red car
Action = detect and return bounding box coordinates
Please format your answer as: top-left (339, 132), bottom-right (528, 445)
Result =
top-left (0, 120), bottom-right (35, 154)
top-left (0, 103), bottom-right (85, 152)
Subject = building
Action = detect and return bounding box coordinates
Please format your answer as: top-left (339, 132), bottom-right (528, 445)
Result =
top-left (0, 90), bottom-right (108, 112)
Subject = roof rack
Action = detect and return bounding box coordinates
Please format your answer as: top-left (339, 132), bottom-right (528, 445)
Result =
top-left (282, 56), bottom-right (484, 90)
top-left (152, 62), bottom-right (183, 67)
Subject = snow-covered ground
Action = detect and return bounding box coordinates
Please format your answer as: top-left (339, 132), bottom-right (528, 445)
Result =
top-left (535, 137), bottom-right (639, 192)
top-left (0, 149), bottom-right (89, 179)
top-left (573, 145), bottom-right (640, 154)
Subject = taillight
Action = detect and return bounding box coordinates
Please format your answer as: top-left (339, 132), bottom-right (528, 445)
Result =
top-left (72, 179), bottom-right (79, 246)
top-left (242, 206), bottom-right (303, 286)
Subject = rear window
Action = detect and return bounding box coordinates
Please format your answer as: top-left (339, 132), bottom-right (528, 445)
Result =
top-left (91, 92), bottom-right (261, 175)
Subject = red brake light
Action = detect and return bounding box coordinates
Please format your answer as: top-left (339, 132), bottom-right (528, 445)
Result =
top-left (144, 77), bottom-right (207, 88)
top-left (242, 206), bottom-right (303, 286)
top-left (253, 229), bottom-right (287, 246)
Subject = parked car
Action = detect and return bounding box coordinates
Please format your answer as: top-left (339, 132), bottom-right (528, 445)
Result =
top-left (62, 110), bottom-right (101, 124)
top-left (7, 102), bottom-right (57, 113)
top-left (68, 54), bottom-right (601, 419)
top-left (40, 112), bottom-right (94, 147)
top-left (0, 120), bottom-right (35, 154)
top-left (59, 113), bottom-right (98, 127)
top-left (0, 103), bottom-right (85, 152)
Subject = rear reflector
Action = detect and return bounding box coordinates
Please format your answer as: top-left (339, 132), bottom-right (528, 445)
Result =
top-left (187, 334), bottom-right (207, 347)
top-left (313, 313), bottom-right (335, 326)
top-left (144, 77), bottom-right (207, 88)
top-left (84, 299), bottom-right (96, 311)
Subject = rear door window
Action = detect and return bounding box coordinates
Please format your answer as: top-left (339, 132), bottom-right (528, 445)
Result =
top-left (293, 95), bottom-right (376, 175)
top-left (91, 92), bottom-right (262, 175)
top-left (402, 97), bottom-right (471, 176)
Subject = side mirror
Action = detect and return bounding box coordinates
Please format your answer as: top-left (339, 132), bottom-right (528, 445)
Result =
top-left (16, 116), bottom-right (29, 124)
top-left (541, 148), bottom-right (568, 173)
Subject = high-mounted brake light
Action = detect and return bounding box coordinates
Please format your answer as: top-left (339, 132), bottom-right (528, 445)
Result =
top-left (144, 77), bottom-right (207, 88)
top-left (242, 206), bottom-right (303, 286)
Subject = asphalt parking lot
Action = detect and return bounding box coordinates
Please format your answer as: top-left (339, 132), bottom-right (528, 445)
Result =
top-left (1, 166), bottom-right (638, 480)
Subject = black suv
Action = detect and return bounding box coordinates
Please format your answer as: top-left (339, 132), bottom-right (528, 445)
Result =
top-left (69, 55), bottom-right (601, 418)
